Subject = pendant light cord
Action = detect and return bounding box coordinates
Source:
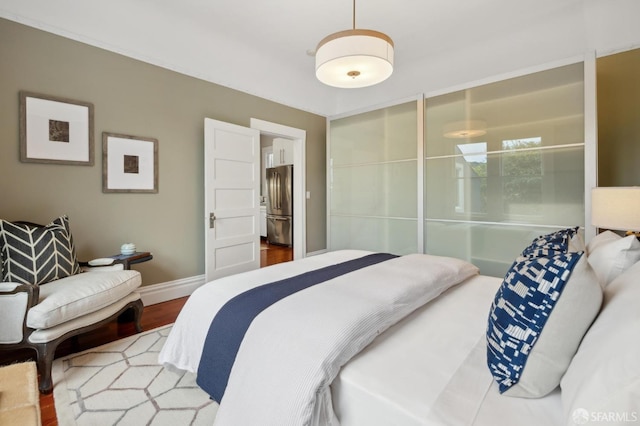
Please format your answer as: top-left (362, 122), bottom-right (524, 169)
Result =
top-left (352, 0), bottom-right (356, 30)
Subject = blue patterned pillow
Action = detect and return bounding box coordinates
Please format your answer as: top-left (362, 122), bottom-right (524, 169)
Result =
top-left (520, 227), bottom-right (579, 258)
top-left (486, 251), bottom-right (585, 395)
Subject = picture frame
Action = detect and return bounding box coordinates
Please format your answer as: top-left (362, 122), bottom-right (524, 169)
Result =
top-left (19, 91), bottom-right (94, 165)
top-left (103, 132), bottom-right (158, 193)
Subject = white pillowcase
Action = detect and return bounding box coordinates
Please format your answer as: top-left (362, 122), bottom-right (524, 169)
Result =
top-left (561, 259), bottom-right (640, 423)
top-left (587, 231), bottom-right (640, 287)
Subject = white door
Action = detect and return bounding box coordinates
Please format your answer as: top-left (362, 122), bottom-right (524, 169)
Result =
top-left (204, 118), bottom-right (260, 282)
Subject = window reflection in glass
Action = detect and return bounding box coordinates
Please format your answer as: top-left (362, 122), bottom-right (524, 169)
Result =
top-left (501, 137), bottom-right (542, 216)
top-left (455, 142), bottom-right (487, 214)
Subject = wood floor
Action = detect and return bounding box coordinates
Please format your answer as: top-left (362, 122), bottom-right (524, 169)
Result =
top-left (3, 242), bottom-right (292, 426)
top-left (260, 238), bottom-right (293, 266)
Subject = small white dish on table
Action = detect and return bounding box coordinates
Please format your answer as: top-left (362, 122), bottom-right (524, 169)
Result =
top-left (88, 258), bottom-right (115, 266)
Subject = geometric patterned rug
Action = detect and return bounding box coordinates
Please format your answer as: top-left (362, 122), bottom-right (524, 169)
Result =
top-left (51, 325), bottom-right (218, 426)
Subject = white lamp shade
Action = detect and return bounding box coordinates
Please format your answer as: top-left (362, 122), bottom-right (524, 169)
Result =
top-left (316, 29), bottom-right (394, 88)
top-left (591, 186), bottom-right (640, 231)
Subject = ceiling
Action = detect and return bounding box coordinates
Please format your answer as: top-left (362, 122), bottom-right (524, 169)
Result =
top-left (1, 0), bottom-right (639, 117)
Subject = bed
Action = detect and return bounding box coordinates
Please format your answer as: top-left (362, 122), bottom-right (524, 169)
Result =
top-left (159, 229), bottom-right (640, 426)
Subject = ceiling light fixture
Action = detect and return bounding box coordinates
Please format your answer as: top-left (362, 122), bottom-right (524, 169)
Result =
top-left (315, 0), bottom-right (394, 88)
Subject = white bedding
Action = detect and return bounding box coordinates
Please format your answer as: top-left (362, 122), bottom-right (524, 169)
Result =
top-left (332, 274), bottom-right (563, 426)
top-left (159, 250), bottom-right (479, 425)
top-left (159, 249), bottom-right (567, 425)
top-left (159, 250), bottom-right (390, 373)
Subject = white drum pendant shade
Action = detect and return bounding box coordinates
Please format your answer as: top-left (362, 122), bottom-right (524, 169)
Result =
top-left (315, 29), bottom-right (394, 88)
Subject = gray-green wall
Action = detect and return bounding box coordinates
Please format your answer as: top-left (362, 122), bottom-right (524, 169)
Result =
top-left (597, 48), bottom-right (640, 186)
top-left (0, 18), bottom-right (327, 286)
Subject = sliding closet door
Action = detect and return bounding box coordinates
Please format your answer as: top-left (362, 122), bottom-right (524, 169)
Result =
top-left (329, 101), bottom-right (418, 254)
top-left (424, 63), bottom-right (586, 277)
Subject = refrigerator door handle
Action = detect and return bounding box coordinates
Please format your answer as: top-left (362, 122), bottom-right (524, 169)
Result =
top-left (268, 171), bottom-right (275, 213)
top-left (277, 172), bottom-right (282, 210)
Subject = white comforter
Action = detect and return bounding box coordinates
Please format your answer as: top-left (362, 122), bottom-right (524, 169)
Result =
top-left (159, 250), bottom-right (479, 426)
top-left (333, 275), bottom-right (563, 426)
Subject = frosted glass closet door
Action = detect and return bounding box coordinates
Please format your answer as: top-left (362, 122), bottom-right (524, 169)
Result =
top-left (330, 101), bottom-right (418, 254)
top-left (424, 63), bottom-right (586, 277)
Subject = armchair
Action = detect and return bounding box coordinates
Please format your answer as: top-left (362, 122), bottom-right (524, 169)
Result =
top-left (0, 265), bottom-right (143, 393)
top-left (0, 216), bottom-right (143, 393)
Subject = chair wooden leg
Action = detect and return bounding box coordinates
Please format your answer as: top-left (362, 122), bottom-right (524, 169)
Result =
top-left (131, 299), bottom-right (144, 333)
top-left (117, 299), bottom-right (144, 333)
top-left (35, 341), bottom-right (57, 394)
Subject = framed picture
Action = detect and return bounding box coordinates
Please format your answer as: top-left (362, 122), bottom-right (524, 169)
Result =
top-left (103, 132), bottom-right (158, 193)
top-left (19, 91), bottom-right (94, 165)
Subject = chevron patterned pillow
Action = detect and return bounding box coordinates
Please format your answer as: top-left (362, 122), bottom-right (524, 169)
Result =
top-left (0, 215), bottom-right (81, 285)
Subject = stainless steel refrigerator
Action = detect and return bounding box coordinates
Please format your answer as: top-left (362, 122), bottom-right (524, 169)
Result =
top-left (266, 165), bottom-right (293, 246)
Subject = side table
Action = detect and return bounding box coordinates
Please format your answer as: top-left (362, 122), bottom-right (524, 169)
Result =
top-left (110, 251), bottom-right (153, 270)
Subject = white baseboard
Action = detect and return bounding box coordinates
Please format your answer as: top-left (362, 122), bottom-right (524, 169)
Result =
top-left (139, 274), bottom-right (205, 306)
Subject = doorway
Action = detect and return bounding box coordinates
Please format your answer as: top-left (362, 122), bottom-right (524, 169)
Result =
top-left (251, 119), bottom-right (306, 267)
top-left (259, 137), bottom-right (293, 267)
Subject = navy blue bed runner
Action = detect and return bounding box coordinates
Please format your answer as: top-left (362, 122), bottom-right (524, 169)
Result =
top-left (196, 252), bottom-right (398, 402)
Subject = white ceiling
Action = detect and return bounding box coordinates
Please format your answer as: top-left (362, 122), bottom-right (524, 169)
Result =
top-left (1, 0), bottom-right (639, 117)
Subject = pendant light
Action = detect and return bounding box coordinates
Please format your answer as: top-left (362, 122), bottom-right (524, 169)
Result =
top-left (315, 0), bottom-right (394, 88)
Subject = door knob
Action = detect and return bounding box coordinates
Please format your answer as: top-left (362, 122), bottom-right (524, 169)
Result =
top-left (209, 212), bottom-right (216, 228)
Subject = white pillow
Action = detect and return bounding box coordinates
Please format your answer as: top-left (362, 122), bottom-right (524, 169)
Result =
top-left (561, 260), bottom-right (640, 423)
top-left (586, 229), bottom-right (620, 253)
top-left (587, 231), bottom-right (640, 287)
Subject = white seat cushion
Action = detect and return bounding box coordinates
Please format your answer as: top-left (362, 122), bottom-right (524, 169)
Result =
top-left (26, 270), bottom-right (142, 329)
top-left (28, 292), bottom-right (141, 344)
